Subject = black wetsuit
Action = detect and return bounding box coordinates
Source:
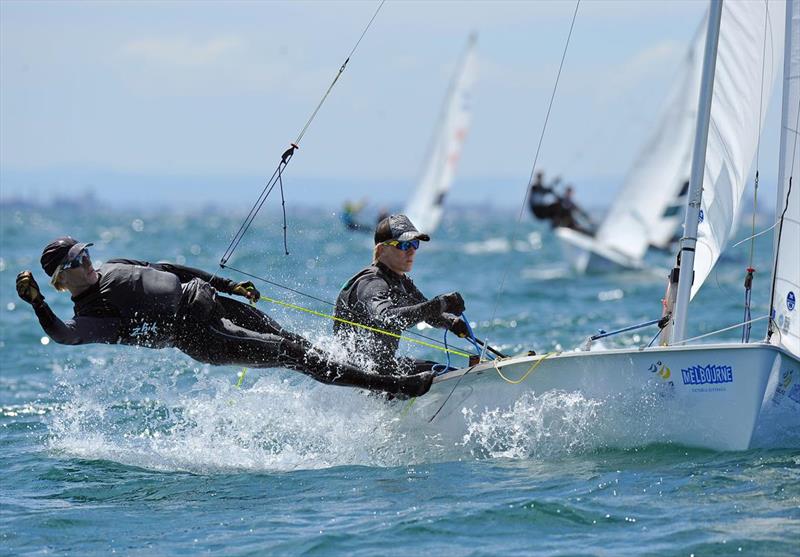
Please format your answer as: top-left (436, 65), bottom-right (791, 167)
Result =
top-left (333, 262), bottom-right (458, 372)
top-left (32, 259), bottom-right (429, 396)
top-left (528, 183), bottom-right (560, 221)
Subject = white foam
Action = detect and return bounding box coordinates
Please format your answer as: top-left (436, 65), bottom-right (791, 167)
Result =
top-left (46, 345), bottom-right (706, 473)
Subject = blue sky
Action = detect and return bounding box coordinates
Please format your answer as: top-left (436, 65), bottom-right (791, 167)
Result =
top-left (0, 0), bottom-right (783, 210)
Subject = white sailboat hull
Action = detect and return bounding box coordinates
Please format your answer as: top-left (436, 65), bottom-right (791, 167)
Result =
top-left (555, 226), bottom-right (645, 273)
top-left (409, 342), bottom-right (799, 451)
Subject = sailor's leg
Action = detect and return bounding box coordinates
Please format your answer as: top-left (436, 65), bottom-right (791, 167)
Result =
top-left (278, 340), bottom-right (433, 397)
top-left (176, 318), bottom-right (283, 367)
top-left (177, 319), bottom-right (432, 397)
top-left (216, 296), bottom-right (310, 346)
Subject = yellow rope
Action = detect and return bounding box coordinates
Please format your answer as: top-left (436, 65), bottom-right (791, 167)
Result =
top-left (258, 295), bottom-right (471, 358)
top-left (400, 396), bottom-right (417, 416)
top-left (235, 368), bottom-right (247, 388)
top-left (492, 352), bottom-right (556, 384)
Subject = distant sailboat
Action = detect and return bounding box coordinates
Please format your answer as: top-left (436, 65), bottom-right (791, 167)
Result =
top-left (404, 33), bottom-right (478, 235)
top-left (556, 16), bottom-right (707, 273)
top-left (411, 0), bottom-right (798, 451)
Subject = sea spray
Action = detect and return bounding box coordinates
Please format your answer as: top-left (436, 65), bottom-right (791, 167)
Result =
top-left (461, 391), bottom-right (604, 459)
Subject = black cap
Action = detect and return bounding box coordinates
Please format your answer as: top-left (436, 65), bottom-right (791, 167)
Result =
top-left (374, 214), bottom-right (430, 245)
top-left (40, 236), bottom-right (94, 276)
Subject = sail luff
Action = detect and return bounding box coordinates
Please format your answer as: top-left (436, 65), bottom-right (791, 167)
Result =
top-left (769, 0), bottom-right (800, 358)
top-left (689, 0), bottom-right (785, 300)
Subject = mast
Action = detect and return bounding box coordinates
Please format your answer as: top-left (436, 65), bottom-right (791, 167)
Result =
top-left (671, 0), bottom-right (724, 344)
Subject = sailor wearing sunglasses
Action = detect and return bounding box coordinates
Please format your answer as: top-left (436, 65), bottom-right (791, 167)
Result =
top-left (15, 236), bottom-right (433, 398)
top-left (334, 214), bottom-right (469, 376)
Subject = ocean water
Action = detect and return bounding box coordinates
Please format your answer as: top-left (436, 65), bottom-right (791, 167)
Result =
top-left (1, 204), bottom-right (798, 556)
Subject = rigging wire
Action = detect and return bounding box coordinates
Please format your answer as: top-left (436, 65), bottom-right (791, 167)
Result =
top-left (488, 0), bottom-right (581, 333)
top-left (218, 0), bottom-right (386, 268)
top-left (293, 0), bottom-right (386, 146)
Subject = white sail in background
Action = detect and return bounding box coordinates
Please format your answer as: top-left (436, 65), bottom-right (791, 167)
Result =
top-left (691, 0), bottom-right (784, 298)
top-left (770, 0), bottom-right (800, 358)
top-left (593, 20), bottom-right (706, 261)
top-left (404, 33), bottom-right (478, 234)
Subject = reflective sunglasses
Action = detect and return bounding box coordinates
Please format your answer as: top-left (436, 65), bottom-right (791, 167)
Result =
top-left (51, 249), bottom-right (91, 286)
top-left (383, 239), bottom-right (420, 251)
top-left (60, 249), bottom-right (91, 271)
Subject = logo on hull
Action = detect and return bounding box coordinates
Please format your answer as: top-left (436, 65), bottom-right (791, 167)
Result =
top-left (648, 361), bottom-right (671, 380)
top-left (681, 364), bottom-right (733, 385)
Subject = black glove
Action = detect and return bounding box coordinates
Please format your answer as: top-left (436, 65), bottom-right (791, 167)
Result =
top-left (436, 291), bottom-right (465, 315)
top-left (231, 281), bottom-right (260, 303)
top-left (16, 271), bottom-right (44, 306)
top-left (396, 371), bottom-right (434, 398)
top-left (450, 317), bottom-right (470, 338)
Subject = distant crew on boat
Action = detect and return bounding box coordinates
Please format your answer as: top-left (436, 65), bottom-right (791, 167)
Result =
top-left (528, 171), bottom-right (595, 235)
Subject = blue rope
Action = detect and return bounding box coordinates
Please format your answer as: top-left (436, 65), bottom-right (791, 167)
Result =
top-left (431, 312), bottom-right (496, 375)
top-left (430, 328), bottom-right (454, 376)
top-left (462, 312), bottom-right (495, 360)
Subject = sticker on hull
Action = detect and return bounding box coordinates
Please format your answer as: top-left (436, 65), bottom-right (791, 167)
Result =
top-left (681, 364), bottom-right (733, 386)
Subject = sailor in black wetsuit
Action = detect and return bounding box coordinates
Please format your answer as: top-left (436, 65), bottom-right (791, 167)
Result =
top-left (334, 215), bottom-right (470, 374)
top-left (528, 171), bottom-right (560, 221)
top-left (15, 236), bottom-right (432, 397)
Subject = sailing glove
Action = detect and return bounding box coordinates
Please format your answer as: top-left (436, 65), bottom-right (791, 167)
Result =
top-left (450, 317), bottom-right (470, 338)
top-left (16, 271), bottom-right (44, 306)
top-left (231, 281), bottom-right (261, 303)
top-left (436, 291), bottom-right (465, 315)
top-left (397, 371), bottom-right (434, 398)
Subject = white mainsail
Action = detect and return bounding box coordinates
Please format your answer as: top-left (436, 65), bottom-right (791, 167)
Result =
top-left (404, 33), bottom-right (478, 234)
top-left (770, 0), bottom-right (800, 358)
top-left (594, 20), bottom-right (706, 262)
top-left (691, 0), bottom-right (784, 298)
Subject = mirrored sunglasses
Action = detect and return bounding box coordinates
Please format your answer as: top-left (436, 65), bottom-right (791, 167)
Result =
top-left (383, 239), bottom-right (420, 251)
top-left (60, 249), bottom-right (91, 271)
top-left (50, 249), bottom-right (91, 287)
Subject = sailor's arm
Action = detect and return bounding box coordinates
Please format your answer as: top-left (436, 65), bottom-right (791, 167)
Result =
top-left (405, 281), bottom-right (465, 331)
top-left (107, 259), bottom-right (238, 294)
top-left (17, 270), bottom-right (119, 345)
top-left (31, 300), bottom-right (81, 345)
top-left (359, 278), bottom-right (444, 329)
top-left (31, 302), bottom-right (119, 345)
